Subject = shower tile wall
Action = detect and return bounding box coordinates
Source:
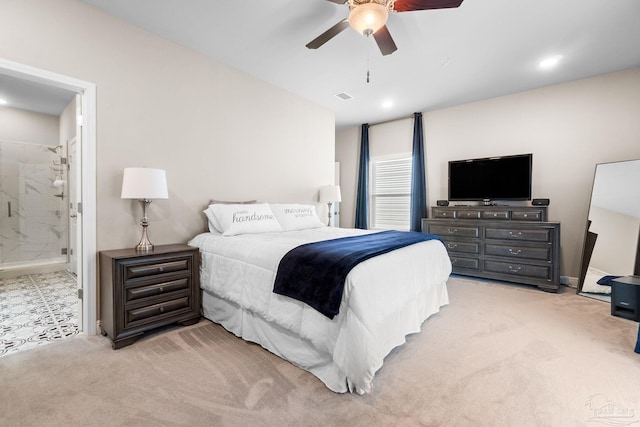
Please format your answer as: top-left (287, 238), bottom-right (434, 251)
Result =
top-left (0, 141), bottom-right (67, 267)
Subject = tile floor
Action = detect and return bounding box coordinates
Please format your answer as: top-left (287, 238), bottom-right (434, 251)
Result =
top-left (0, 270), bottom-right (79, 357)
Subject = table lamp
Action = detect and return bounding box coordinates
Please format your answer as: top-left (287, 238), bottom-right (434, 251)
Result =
top-left (121, 167), bottom-right (168, 251)
top-left (319, 185), bottom-right (342, 226)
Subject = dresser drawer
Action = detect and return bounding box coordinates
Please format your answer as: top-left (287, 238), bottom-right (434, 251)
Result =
top-left (125, 277), bottom-right (191, 302)
top-left (125, 258), bottom-right (190, 280)
top-left (443, 240), bottom-right (480, 254)
top-left (480, 210), bottom-right (510, 220)
top-left (483, 260), bottom-right (553, 281)
top-left (451, 256), bottom-right (480, 271)
top-left (456, 210), bottom-right (481, 219)
top-left (485, 227), bottom-right (551, 243)
top-left (485, 243), bottom-right (551, 262)
top-left (126, 296), bottom-right (191, 326)
top-left (432, 208), bottom-right (456, 219)
top-left (428, 224), bottom-right (480, 238)
top-left (511, 210), bottom-right (544, 221)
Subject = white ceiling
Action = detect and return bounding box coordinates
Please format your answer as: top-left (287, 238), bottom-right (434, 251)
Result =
top-left (79, 0), bottom-right (640, 129)
top-left (3, 0), bottom-right (639, 126)
top-left (0, 73), bottom-right (76, 116)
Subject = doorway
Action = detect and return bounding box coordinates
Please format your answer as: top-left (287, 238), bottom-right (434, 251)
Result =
top-left (0, 59), bottom-right (97, 343)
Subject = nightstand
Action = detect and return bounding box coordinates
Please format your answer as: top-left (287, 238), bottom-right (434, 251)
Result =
top-left (99, 244), bottom-right (201, 349)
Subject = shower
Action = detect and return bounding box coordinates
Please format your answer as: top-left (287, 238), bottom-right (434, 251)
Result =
top-left (0, 140), bottom-right (68, 274)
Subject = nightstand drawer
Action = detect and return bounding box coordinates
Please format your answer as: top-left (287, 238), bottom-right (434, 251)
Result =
top-left (125, 259), bottom-right (190, 280)
top-left (125, 277), bottom-right (191, 302)
top-left (126, 296), bottom-right (191, 325)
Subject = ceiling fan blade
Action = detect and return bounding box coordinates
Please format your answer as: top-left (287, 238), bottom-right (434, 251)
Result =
top-left (306, 19), bottom-right (350, 49)
top-left (373, 25), bottom-right (398, 56)
top-left (393, 0), bottom-right (464, 12)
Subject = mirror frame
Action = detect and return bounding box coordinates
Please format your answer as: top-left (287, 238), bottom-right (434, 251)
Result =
top-left (578, 159), bottom-right (640, 294)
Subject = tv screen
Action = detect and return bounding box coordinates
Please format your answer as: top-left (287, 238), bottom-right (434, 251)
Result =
top-left (448, 154), bottom-right (532, 202)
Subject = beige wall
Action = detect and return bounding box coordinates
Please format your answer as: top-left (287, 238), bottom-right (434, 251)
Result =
top-left (0, 107), bottom-right (59, 145)
top-left (336, 68), bottom-right (640, 278)
top-left (0, 0), bottom-right (335, 251)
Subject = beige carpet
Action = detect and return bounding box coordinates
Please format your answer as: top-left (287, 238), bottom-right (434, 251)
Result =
top-left (1, 276), bottom-right (639, 427)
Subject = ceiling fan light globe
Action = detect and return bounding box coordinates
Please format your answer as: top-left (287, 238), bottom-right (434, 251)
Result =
top-left (348, 3), bottom-right (388, 35)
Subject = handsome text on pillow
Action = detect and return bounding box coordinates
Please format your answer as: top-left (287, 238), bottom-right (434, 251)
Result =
top-left (205, 203), bottom-right (282, 236)
top-left (270, 204), bottom-right (325, 231)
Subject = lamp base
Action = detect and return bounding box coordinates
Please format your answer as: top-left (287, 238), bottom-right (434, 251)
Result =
top-left (326, 202), bottom-right (333, 227)
top-left (135, 199), bottom-right (155, 252)
top-left (135, 239), bottom-right (154, 252)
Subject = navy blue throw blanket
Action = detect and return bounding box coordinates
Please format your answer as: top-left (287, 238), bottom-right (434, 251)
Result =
top-left (273, 230), bottom-right (443, 319)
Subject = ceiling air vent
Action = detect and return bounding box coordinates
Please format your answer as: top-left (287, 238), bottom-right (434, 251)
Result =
top-left (335, 92), bottom-right (353, 101)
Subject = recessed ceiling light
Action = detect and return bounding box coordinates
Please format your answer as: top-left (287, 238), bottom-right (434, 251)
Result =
top-left (539, 55), bottom-right (563, 70)
top-left (0, 99), bottom-right (7, 105)
top-left (382, 100), bottom-right (393, 109)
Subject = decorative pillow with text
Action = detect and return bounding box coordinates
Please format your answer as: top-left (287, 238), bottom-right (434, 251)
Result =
top-left (204, 200), bottom-right (257, 233)
top-left (270, 204), bottom-right (325, 231)
top-left (208, 203), bottom-right (282, 236)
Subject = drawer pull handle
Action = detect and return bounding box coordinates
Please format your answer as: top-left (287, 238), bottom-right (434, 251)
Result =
top-left (508, 249), bottom-right (522, 255)
top-left (159, 287), bottom-right (164, 293)
top-left (448, 243), bottom-right (458, 249)
top-left (158, 267), bottom-right (164, 272)
top-left (159, 306), bottom-right (164, 313)
top-left (508, 266), bottom-right (522, 273)
top-left (447, 228), bottom-right (458, 234)
top-left (451, 259), bottom-right (457, 264)
top-left (523, 214), bottom-right (528, 217)
top-left (508, 231), bottom-right (523, 238)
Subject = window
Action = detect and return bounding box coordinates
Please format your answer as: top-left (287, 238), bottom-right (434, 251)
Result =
top-left (370, 156), bottom-right (412, 230)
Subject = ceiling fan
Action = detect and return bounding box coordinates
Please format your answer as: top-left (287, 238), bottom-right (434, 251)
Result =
top-left (306, 0), bottom-right (464, 56)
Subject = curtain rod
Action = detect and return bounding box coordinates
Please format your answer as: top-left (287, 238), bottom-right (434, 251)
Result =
top-left (368, 113), bottom-right (418, 128)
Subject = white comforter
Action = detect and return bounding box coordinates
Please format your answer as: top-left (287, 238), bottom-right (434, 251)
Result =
top-left (189, 227), bottom-right (451, 394)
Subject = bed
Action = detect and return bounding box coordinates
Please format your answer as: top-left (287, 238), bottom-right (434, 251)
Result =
top-left (581, 266), bottom-right (613, 295)
top-left (188, 203), bottom-right (452, 394)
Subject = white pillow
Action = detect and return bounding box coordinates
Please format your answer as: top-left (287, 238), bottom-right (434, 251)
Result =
top-left (204, 200), bottom-right (257, 233)
top-left (208, 203), bottom-right (282, 236)
top-left (203, 207), bottom-right (223, 233)
top-left (270, 204), bottom-right (325, 231)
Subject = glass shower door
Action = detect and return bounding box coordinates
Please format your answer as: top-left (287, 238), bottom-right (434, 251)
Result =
top-left (0, 140), bottom-right (68, 271)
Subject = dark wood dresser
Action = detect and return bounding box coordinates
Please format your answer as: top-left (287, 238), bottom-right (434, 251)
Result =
top-left (422, 206), bottom-right (561, 292)
top-left (99, 244), bottom-right (201, 349)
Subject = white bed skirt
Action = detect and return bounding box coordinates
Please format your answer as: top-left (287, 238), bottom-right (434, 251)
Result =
top-left (201, 281), bottom-right (449, 394)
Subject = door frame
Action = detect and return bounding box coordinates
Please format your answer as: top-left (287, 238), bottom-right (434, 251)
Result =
top-left (0, 58), bottom-right (97, 335)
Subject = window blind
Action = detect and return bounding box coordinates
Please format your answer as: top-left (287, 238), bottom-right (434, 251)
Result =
top-left (371, 156), bottom-right (411, 231)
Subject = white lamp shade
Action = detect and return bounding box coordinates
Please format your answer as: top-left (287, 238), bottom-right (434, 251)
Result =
top-left (319, 185), bottom-right (342, 203)
top-left (121, 167), bottom-right (168, 199)
top-left (348, 3), bottom-right (388, 35)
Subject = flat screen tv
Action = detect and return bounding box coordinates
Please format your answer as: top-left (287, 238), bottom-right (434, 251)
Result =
top-left (448, 154), bottom-right (532, 203)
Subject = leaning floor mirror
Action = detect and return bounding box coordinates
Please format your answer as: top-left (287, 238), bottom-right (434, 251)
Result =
top-left (578, 159), bottom-right (640, 301)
